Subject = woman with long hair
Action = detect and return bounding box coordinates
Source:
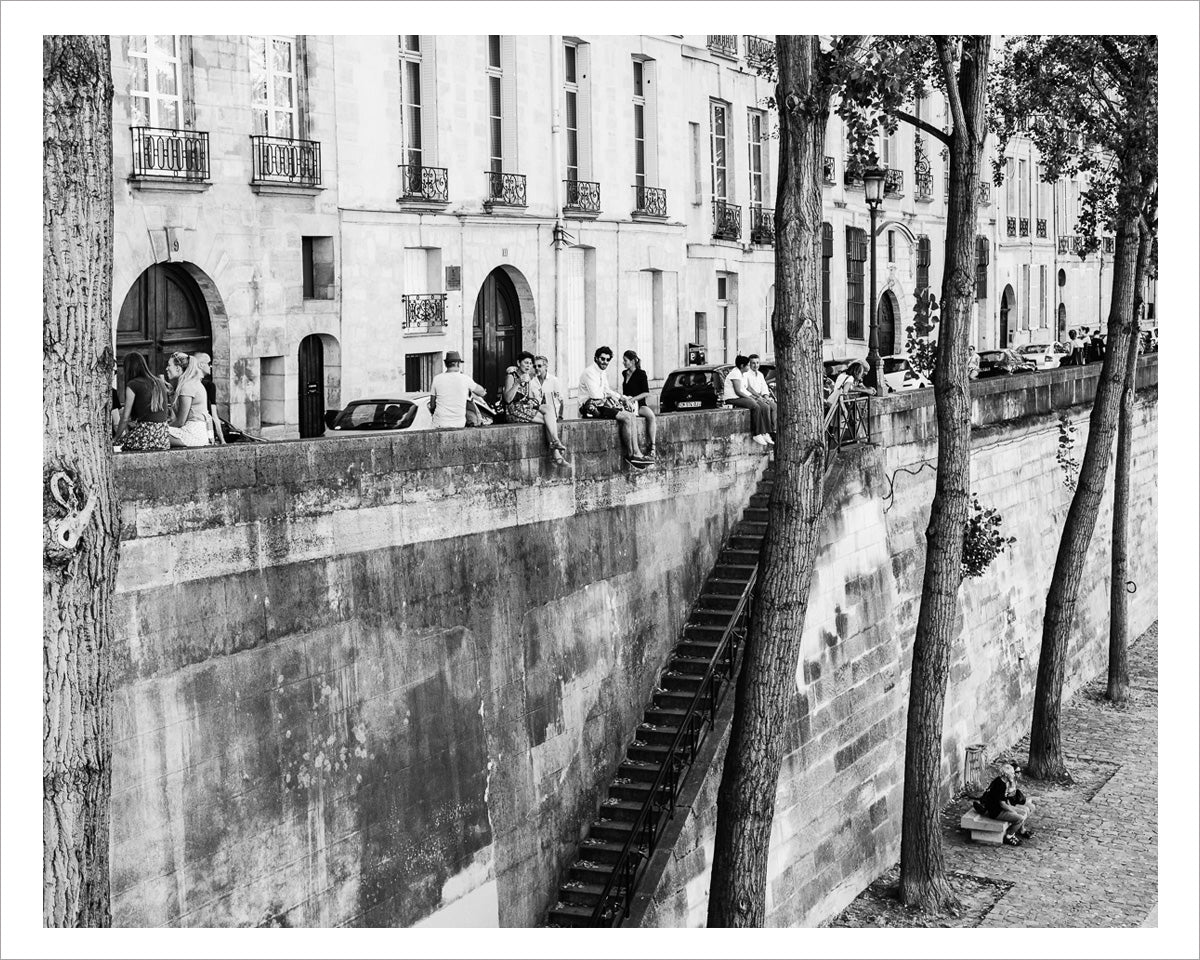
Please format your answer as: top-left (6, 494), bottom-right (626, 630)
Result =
top-left (503, 350), bottom-right (569, 466)
top-left (165, 351), bottom-right (211, 448)
top-left (114, 352), bottom-right (171, 451)
top-left (620, 350), bottom-right (657, 458)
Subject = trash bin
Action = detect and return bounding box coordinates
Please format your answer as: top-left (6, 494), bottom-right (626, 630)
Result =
top-left (964, 743), bottom-right (987, 795)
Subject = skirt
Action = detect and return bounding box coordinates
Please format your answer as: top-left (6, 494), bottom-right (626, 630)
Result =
top-left (167, 419), bottom-right (210, 447)
top-left (122, 420), bottom-right (170, 452)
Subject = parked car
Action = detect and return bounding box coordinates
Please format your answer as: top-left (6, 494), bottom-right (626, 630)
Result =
top-left (1017, 342), bottom-right (1067, 370)
top-left (880, 355), bottom-right (932, 391)
top-left (977, 349), bottom-right (1037, 378)
top-left (323, 395), bottom-right (433, 436)
top-left (659, 361), bottom-right (776, 412)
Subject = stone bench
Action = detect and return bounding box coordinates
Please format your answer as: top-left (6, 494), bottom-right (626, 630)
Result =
top-left (960, 809), bottom-right (1008, 844)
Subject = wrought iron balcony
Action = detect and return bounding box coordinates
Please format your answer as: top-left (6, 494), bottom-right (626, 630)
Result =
top-left (1007, 217), bottom-right (1017, 237)
top-left (632, 184), bottom-right (667, 217)
top-left (130, 127), bottom-right (210, 181)
top-left (712, 199), bottom-right (741, 241)
top-left (978, 181), bottom-right (992, 205)
top-left (564, 179), bottom-right (601, 214)
top-left (398, 164), bottom-right (449, 203)
top-left (1058, 235), bottom-right (1082, 255)
top-left (749, 205), bottom-right (774, 245)
top-left (884, 168), bottom-right (903, 196)
top-left (1103, 236), bottom-right (1115, 253)
top-left (745, 35), bottom-right (775, 66)
top-left (823, 156), bottom-right (836, 185)
top-left (1036, 218), bottom-right (1047, 239)
top-left (1020, 218), bottom-right (1030, 237)
top-left (485, 171), bottom-right (526, 206)
top-left (914, 138), bottom-right (933, 200)
top-left (250, 135), bottom-right (321, 187)
top-left (844, 160), bottom-right (864, 187)
top-left (707, 35), bottom-right (739, 58)
top-left (402, 293), bottom-right (448, 332)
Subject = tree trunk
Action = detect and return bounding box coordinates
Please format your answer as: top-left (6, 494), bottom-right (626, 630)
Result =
top-left (43, 35), bottom-right (118, 927)
top-left (897, 35), bottom-right (988, 913)
top-left (1026, 218), bottom-right (1140, 779)
top-left (1106, 225), bottom-right (1150, 703)
top-left (706, 35), bottom-right (829, 927)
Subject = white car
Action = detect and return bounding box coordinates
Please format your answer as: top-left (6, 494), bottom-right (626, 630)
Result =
top-left (1016, 342), bottom-right (1067, 370)
top-left (323, 394), bottom-right (433, 436)
top-left (880, 355), bottom-right (932, 391)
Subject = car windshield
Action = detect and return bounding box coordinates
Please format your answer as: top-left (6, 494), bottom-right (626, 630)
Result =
top-left (667, 371), bottom-right (714, 390)
top-left (1017, 345), bottom-right (1044, 354)
top-left (335, 401), bottom-right (414, 429)
top-left (882, 358), bottom-right (909, 374)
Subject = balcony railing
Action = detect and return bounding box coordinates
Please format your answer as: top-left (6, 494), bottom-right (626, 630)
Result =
top-left (632, 184), bottom-right (667, 217)
top-left (978, 181), bottom-right (992, 205)
top-left (884, 168), bottom-right (903, 197)
top-left (564, 179), bottom-right (601, 214)
top-left (749, 205), bottom-right (774, 245)
top-left (1036, 218), bottom-right (1047, 238)
top-left (130, 127), bottom-right (210, 181)
top-left (1020, 218), bottom-right (1030, 237)
top-left (401, 293), bottom-right (448, 332)
top-left (250, 135), bottom-right (321, 187)
top-left (707, 35), bottom-right (739, 58)
top-left (485, 170), bottom-right (526, 206)
top-left (914, 137), bottom-right (933, 200)
top-left (1007, 217), bottom-right (1017, 237)
top-left (745, 35), bottom-right (775, 66)
top-left (823, 156), bottom-right (836, 185)
top-left (844, 160), bottom-right (864, 187)
top-left (712, 199), bottom-right (741, 241)
top-left (826, 395), bottom-right (872, 449)
top-left (1103, 236), bottom-right (1115, 253)
top-left (398, 164), bottom-right (449, 203)
top-left (1058, 235), bottom-right (1082, 255)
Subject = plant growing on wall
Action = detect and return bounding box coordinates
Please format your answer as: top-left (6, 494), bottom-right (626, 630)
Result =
top-left (904, 326), bottom-right (939, 380)
top-left (961, 496), bottom-right (1016, 578)
top-left (1055, 415), bottom-right (1080, 491)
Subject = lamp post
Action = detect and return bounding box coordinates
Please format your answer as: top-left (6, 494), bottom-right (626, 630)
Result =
top-left (863, 165), bottom-right (887, 393)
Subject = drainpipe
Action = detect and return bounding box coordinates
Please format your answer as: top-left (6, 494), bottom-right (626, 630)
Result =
top-left (548, 36), bottom-right (564, 379)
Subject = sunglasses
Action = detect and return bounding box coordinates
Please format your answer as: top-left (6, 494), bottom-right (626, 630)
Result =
top-left (597, 356), bottom-right (612, 363)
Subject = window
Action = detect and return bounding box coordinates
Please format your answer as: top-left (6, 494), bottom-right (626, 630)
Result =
top-left (1021, 264), bottom-right (1031, 330)
top-left (399, 37), bottom-right (423, 169)
top-left (486, 36), bottom-right (518, 175)
top-left (846, 227), bottom-right (867, 339)
top-left (130, 35), bottom-right (182, 128)
top-left (1005, 157), bottom-right (1017, 225)
top-left (250, 36), bottom-right (297, 138)
top-left (689, 121), bottom-right (702, 204)
top-left (563, 246), bottom-right (595, 390)
top-left (877, 126), bottom-right (898, 170)
top-left (404, 352), bottom-right (439, 392)
top-left (821, 223), bottom-right (833, 339)
top-left (636, 270), bottom-right (660, 375)
top-left (565, 42), bottom-right (579, 182)
top-left (887, 230), bottom-right (895, 264)
top-left (917, 235), bottom-right (931, 310)
top-left (260, 356), bottom-right (286, 426)
top-left (633, 62), bottom-right (645, 190)
top-left (716, 273), bottom-right (732, 363)
top-left (747, 110), bottom-right (766, 209)
top-left (710, 101), bottom-right (729, 201)
top-left (975, 236), bottom-right (989, 300)
top-left (302, 237), bottom-right (334, 300)
top-left (487, 38), bottom-right (503, 174)
top-left (1039, 265), bottom-right (1047, 327)
top-left (1019, 159), bottom-right (1030, 220)
top-left (694, 312), bottom-right (706, 351)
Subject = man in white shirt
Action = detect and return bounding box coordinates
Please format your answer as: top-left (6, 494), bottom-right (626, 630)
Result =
top-left (429, 351), bottom-right (486, 429)
top-left (578, 346), bottom-right (650, 466)
top-left (746, 354), bottom-right (777, 439)
top-left (534, 355), bottom-right (564, 419)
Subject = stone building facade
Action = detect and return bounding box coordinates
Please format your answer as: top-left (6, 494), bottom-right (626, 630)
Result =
top-left (110, 34), bottom-right (1151, 439)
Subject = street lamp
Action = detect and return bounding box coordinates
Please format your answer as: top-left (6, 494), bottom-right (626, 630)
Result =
top-left (863, 165), bottom-right (887, 393)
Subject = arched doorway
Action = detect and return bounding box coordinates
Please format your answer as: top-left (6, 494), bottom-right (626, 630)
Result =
top-left (1000, 284), bottom-right (1015, 347)
top-left (116, 263), bottom-right (212, 377)
top-left (472, 268), bottom-right (522, 401)
top-left (1057, 303), bottom-right (1067, 342)
top-left (298, 334), bottom-right (325, 438)
top-left (877, 291), bottom-right (898, 356)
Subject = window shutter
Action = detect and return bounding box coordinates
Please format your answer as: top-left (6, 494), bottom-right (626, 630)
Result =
top-left (576, 44), bottom-right (592, 180)
top-left (564, 248), bottom-right (586, 388)
top-left (642, 59), bottom-right (659, 187)
top-left (500, 36), bottom-right (518, 172)
top-left (419, 36), bottom-right (439, 166)
top-left (179, 35), bottom-right (196, 129)
top-left (295, 36), bottom-right (310, 141)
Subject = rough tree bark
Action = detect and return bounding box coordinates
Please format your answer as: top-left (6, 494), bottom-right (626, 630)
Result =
top-left (706, 35), bottom-right (829, 927)
top-left (897, 35), bottom-right (989, 913)
top-left (43, 35), bottom-right (118, 927)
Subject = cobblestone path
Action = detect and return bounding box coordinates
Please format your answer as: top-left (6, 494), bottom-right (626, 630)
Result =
top-left (943, 622), bottom-right (1158, 927)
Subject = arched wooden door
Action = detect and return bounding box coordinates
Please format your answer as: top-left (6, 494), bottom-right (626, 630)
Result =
top-left (1000, 285), bottom-right (1014, 347)
top-left (877, 293), bottom-right (896, 356)
top-left (472, 268), bottom-right (521, 402)
top-left (298, 334), bottom-right (325, 438)
top-left (116, 263), bottom-right (212, 377)
top-left (1057, 303), bottom-right (1067, 342)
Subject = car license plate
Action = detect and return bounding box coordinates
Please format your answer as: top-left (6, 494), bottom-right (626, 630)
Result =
top-left (677, 400), bottom-right (701, 409)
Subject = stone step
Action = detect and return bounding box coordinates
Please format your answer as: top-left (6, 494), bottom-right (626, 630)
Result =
top-left (547, 903), bottom-right (599, 927)
top-left (597, 796), bottom-right (650, 821)
top-left (697, 592), bottom-right (743, 610)
top-left (617, 759), bottom-right (664, 783)
top-left (749, 492), bottom-right (771, 508)
top-left (643, 705), bottom-right (689, 727)
top-left (556, 880), bottom-right (608, 907)
top-left (567, 858), bottom-right (616, 885)
top-left (589, 817), bottom-right (640, 844)
top-left (652, 687), bottom-right (702, 710)
top-left (607, 777), bottom-right (671, 803)
top-left (720, 547), bottom-right (762, 564)
top-left (684, 622), bottom-right (731, 641)
top-left (676, 635), bottom-right (722, 658)
top-left (635, 721), bottom-right (681, 746)
top-left (743, 507), bottom-right (769, 523)
top-left (688, 606), bottom-right (732, 626)
top-left (728, 533), bottom-right (764, 551)
top-left (700, 578), bottom-right (749, 597)
top-left (713, 562), bottom-right (757, 580)
top-left (575, 837), bottom-right (634, 863)
top-left (659, 670), bottom-right (703, 693)
top-left (670, 654), bottom-right (717, 676)
top-left (626, 740), bottom-right (671, 763)
top-left (737, 520), bottom-right (768, 536)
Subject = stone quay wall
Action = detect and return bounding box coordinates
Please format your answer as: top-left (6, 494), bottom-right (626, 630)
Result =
top-left (641, 357), bottom-right (1158, 927)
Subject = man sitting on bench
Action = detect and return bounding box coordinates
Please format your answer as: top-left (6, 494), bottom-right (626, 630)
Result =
top-left (980, 763), bottom-right (1035, 846)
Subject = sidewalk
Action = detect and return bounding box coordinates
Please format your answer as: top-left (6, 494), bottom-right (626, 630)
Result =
top-left (831, 621), bottom-right (1158, 928)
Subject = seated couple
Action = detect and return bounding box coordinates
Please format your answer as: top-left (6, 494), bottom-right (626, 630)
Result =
top-left (978, 763), bottom-right (1036, 846)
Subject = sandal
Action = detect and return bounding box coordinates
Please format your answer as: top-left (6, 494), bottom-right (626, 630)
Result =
top-left (1003, 833), bottom-right (1022, 847)
top-left (552, 449), bottom-right (567, 466)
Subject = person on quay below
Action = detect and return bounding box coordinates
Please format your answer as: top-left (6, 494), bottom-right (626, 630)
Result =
top-left (1088, 329), bottom-right (1106, 364)
top-left (620, 350), bottom-right (657, 459)
top-left (504, 350), bottom-right (569, 466)
top-left (534, 355), bottom-right (564, 420)
top-left (967, 344), bottom-right (981, 380)
top-left (722, 354), bottom-right (772, 447)
top-left (429, 351), bottom-right (486, 430)
top-left (165, 352), bottom-right (211, 448)
top-left (114, 352), bottom-right (171, 452)
top-left (745, 353), bottom-right (777, 437)
top-left (980, 762), bottom-right (1036, 846)
top-left (578, 346), bottom-right (649, 466)
top-left (191, 351), bottom-right (226, 444)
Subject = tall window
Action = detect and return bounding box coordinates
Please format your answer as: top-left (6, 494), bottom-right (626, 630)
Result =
top-left (916, 235), bottom-right (931, 298)
top-left (975, 236), bottom-right (989, 300)
top-left (130, 35), bottom-right (181, 128)
top-left (877, 126), bottom-right (897, 169)
top-left (399, 36), bottom-right (423, 169)
top-left (846, 227), bottom-right (867, 340)
top-left (250, 36), bottom-right (297, 138)
top-left (1039, 264), bottom-right (1047, 327)
top-left (821, 223), bottom-right (834, 339)
top-left (1021, 264), bottom-right (1031, 330)
top-left (564, 42), bottom-right (579, 182)
top-left (1005, 157), bottom-right (1017, 224)
top-left (487, 36), bottom-right (503, 174)
top-left (887, 230), bottom-right (896, 263)
top-left (1019, 158), bottom-right (1029, 220)
top-left (710, 101), bottom-right (729, 201)
top-left (636, 270), bottom-right (659, 375)
top-left (633, 61), bottom-right (646, 189)
top-left (747, 110), bottom-right (766, 210)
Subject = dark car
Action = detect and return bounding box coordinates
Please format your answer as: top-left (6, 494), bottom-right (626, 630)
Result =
top-left (659, 361), bottom-right (776, 413)
top-left (977, 349), bottom-right (1036, 378)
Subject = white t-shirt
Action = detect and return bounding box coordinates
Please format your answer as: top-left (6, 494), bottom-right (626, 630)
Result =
top-left (746, 369), bottom-right (771, 397)
top-left (430, 370), bottom-right (483, 429)
top-left (722, 366), bottom-right (745, 402)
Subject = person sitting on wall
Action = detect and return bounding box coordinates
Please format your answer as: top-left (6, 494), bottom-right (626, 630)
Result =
top-left (429, 351), bottom-right (486, 430)
top-left (722, 355), bottom-right (772, 448)
top-left (114, 352), bottom-right (172, 452)
top-left (1088, 329), bottom-right (1106, 364)
top-left (620, 349), bottom-right (657, 459)
top-left (504, 350), bottom-right (569, 467)
top-left (967, 344), bottom-right (981, 380)
top-left (534, 355), bottom-right (564, 420)
top-left (745, 353), bottom-right (777, 438)
top-left (165, 352), bottom-right (212, 448)
top-left (980, 762), bottom-right (1036, 846)
top-left (579, 346), bottom-right (650, 468)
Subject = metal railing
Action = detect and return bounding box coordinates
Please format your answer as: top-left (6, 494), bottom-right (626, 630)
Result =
top-left (401, 293), bottom-right (448, 331)
top-left (564, 179), bottom-right (601, 213)
top-left (130, 127), bottom-right (210, 181)
top-left (398, 164), bottom-right (449, 202)
top-left (823, 156), bottom-right (836, 185)
top-left (633, 184), bottom-right (667, 217)
top-left (250, 135), bottom-right (321, 186)
top-left (749, 205), bottom-right (774, 245)
top-left (745, 35), bottom-right (775, 66)
top-left (915, 169), bottom-right (934, 201)
top-left (587, 568), bottom-right (757, 926)
top-left (1007, 217), bottom-right (1017, 237)
top-left (884, 168), bottom-right (903, 196)
top-left (1036, 218), bottom-right (1047, 238)
top-left (825, 395), bottom-right (872, 449)
top-left (1058, 235), bottom-right (1082, 255)
top-left (1020, 218), bottom-right (1030, 237)
top-left (712, 199), bottom-right (741, 241)
top-left (707, 35), bottom-right (739, 58)
top-left (978, 181), bottom-right (992, 205)
top-left (1103, 236), bottom-right (1115, 253)
top-left (486, 170), bottom-right (527, 206)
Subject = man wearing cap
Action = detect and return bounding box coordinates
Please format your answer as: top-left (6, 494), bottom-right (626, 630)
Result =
top-left (429, 351), bottom-right (486, 430)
